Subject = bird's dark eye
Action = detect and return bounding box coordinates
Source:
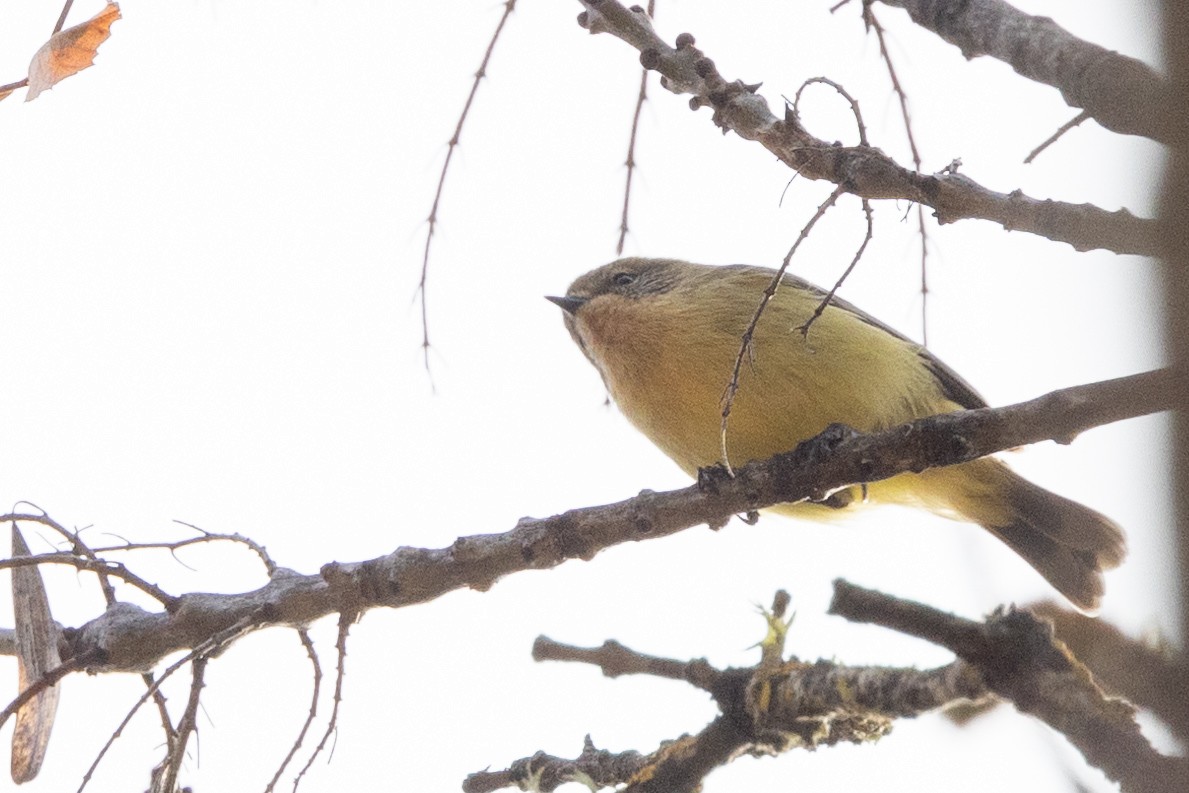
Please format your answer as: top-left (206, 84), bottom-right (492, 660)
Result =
top-left (611, 272), bottom-right (637, 287)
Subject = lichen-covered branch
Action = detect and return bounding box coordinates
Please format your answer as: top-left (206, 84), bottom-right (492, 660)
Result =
top-left (873, 0), bottom-right (1168, 143)
top-left (472, 630), bottom-right (987, 792)
top-left (480, 579), bottom-right (1186, 792)
top-left (463, 736), bottom-right (649, 793)
top-left (575, 0), bottom-right (1156, 255)
top-left (830, 580), bottom-right (1187, 793)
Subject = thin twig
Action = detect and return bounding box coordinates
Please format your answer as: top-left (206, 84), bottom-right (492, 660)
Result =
top-left (796, 197), bottom-right (875, 336)
top-left (862, 4), bottom-right (921, 166)
top-left (10, 507), bottom-right (116, 603)
top-left (719, 185), bottom-right (846, 474)
top-left (917, 204), bottom-right (929, 345)
top-left (1025, 110), bottom-right (1091, 164)
top-left (110, 519), bottom-right (277, 574)
top-left (533, 635), bottom-right (720, 691)
top-left (266, 628), bottom-right (323, 793)
top-left (292, 611), bottom-right (354, 790)
top-left (791, 77), bottom-right (869, 146)
top-left (0, 78), bottom-right (29, 97)
top-left (155, 655), bottom-right (208, 793)
top-left (52, 0), bottom-right (75, 34)
top-left (785, 79), bottom-right (877, 337)
top-left (77, 614), bottom-right (261, 793)
top-left (615, 0), bottom-right (656, 254)
top-left (0, 651), bottom-right (99, 733)
top-left (142, 672), bottom-right (178, 756)
top-left (860, 2), bottom-right (932, 345)
top-left (418, 0), bottom-right (517, 372)
top-left (0, 553), bottom-right (177, 608)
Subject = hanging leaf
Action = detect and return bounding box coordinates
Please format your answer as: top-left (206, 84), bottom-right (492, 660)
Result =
top-left (26, 2), bottom-right (122, 102)
top-left (10, 527), bottom-right (61, 783)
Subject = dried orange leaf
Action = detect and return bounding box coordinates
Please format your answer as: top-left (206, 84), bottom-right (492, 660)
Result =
top-left (26, 2), bottom-right (121, 102)
top-left (10, 527), bottom-right (61, 783)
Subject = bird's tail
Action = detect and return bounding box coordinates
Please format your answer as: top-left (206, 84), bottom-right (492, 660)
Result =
top-left (915, 458), bottom-right (1126, 612)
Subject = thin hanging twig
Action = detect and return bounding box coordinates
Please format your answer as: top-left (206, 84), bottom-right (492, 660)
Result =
top-left (417, 0), bottom-right (517, 372)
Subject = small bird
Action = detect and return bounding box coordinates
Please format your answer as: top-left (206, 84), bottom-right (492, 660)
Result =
top-left (548, 257), bottom-right (1125, 610)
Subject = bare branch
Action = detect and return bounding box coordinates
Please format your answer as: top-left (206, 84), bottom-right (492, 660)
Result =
top-left (855, 3), bottom-right (933, 342)
top-left (575, 0), bottom-right (1157, 255)
top-left (153, 655), bottom-right (207, 793)
top-left (872, 0), bottom-right (1169, 143)
top-left (1025, 110), bottom-right (1092, 164)
top-left (0, 552), bottom-right (178, 609)
top-left (1030, 602), bottom-right (1189, 738)
top-left (719, 185), bottom-right (846, 474)
top-left (616, 0), bottom-right (656, 255)
top-left (52, 0), bottom-right (75, 35)
top-left (76, 613), bottom-right (261, 793)
top-left (791, 77), bottom-right (868, 145)
top-left (483, 613), bottom-right (987, 792)
top-left (292, 611), bottom-right (353, 789)
top-left (0, 371), bottom-right (1171, 681)
top-left (11, 508), bottom-right (116, 603)
top-left (418, 0), bottom-right (517, 370)
top-left (830, 580), bottom-right (1187, 793)
top-left (141, 671), bottom-right (177, 771)
top-left (0, 653), bottom-right (98, 747)
top-left (861, 4), bottom-right (920, 166)
top-left (795, 196), bottom-right (874, 337)
top-left (265, 629), bottom-right (322, 793)
top-left (532, 636), bottom-right (719, 691)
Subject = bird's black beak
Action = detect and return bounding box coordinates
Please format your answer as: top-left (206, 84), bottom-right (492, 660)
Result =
top-left (546, 295), bottom-right (588, 315)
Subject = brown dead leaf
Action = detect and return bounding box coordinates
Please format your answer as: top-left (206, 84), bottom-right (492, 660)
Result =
top-left (10, 527), bottom-right (61, 783)
top-left (26, 2), bottom-right (121, 102)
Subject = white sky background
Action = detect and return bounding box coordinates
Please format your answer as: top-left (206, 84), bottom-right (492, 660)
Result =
top-left (0, 1), bottom-right (1174, 791)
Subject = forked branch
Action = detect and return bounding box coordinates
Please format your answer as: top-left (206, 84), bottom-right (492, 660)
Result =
top-left (575, 0), bottom-right (1156, 255)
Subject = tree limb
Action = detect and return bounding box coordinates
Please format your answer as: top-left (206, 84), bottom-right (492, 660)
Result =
top-left (1030, 601), bottom-right (1189, 738)
top-left (830, 580), bottom-right (1187, 793)
top-left (872, 0), bottom-right (1169, 143)
top-left (0, 369), bottom-right (1173, 677)
top-left (575, 0), bottom-right (1157, 255)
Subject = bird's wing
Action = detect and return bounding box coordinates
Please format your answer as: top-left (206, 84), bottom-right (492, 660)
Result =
top-left (723, 265), bottom-right (989, 411)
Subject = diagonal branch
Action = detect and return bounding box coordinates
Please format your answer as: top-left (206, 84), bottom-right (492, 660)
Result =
top-left (574, 0), bottom-right (1156, 255)
top-left (1030, 602), bottom-right (1189, 738)
top-left (0, 369), bottom-right (1174, 677)
top-left (872, 0), bottom-right (1169, 143)
top-left (830, 580), bottom-right (1187, 793)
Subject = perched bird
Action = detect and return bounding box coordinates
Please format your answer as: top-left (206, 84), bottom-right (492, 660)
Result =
top-left (548, 257), bottom-right (1125, 610)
